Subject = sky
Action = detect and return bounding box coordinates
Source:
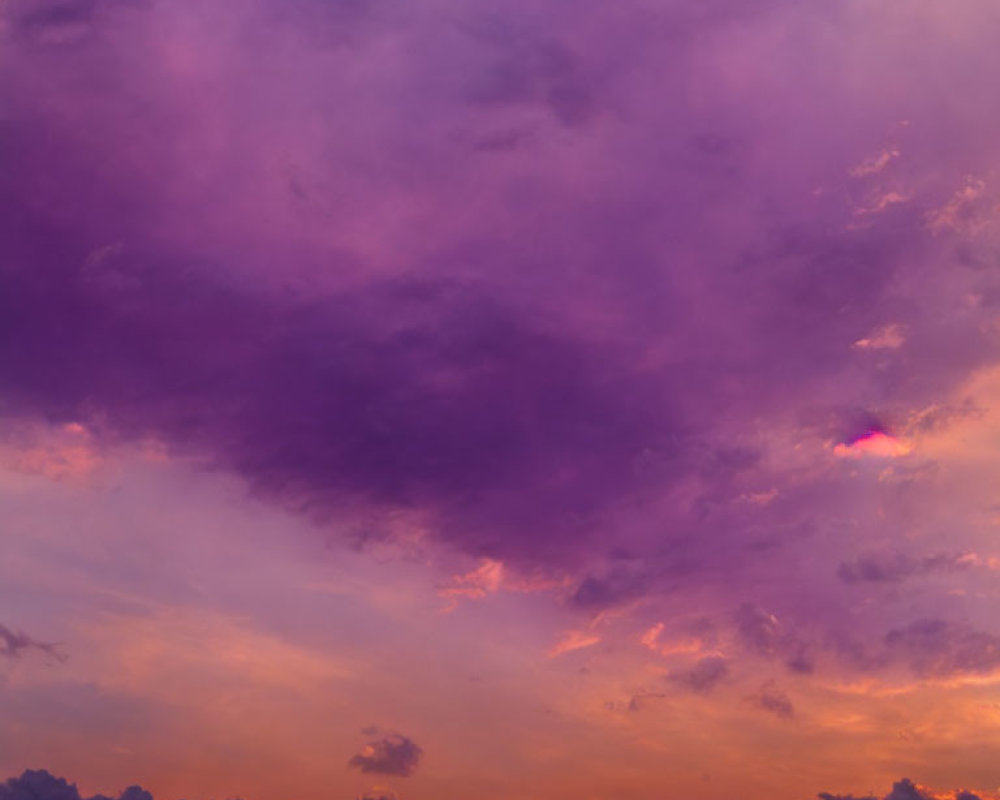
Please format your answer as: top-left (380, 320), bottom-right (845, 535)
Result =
top-left (3, 0), bottom-right (1000, 798)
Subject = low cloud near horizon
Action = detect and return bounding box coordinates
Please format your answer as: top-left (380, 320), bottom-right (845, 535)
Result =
top-left (2, 771), bottom-right (993, 800)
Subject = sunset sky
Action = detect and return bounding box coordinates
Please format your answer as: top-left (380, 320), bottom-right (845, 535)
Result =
top-left (4, 1), bottom-right (1000, 799)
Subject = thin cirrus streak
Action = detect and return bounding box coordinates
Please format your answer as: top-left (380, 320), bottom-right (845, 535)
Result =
top-left (3, 0), bottom-right (1000, 798)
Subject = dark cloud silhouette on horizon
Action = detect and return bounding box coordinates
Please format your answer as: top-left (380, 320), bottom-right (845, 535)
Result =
top-left (1, 769), bottom-right (989, 800)
top-left (0, 771), bottom-right (151, 800)
top-left (819, 777), bottom-right (983, 800)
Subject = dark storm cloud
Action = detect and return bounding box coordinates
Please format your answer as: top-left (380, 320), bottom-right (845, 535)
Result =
top-left (348, 733), bottom-right (423, 777)
top-left (0, 233), bottom-right (677, 565)
top-left (4, 0), bottom-right (1000, 648)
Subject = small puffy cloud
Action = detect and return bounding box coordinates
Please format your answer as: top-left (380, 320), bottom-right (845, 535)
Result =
top-left (348, 733), bottom-right (423, 777)
top-left (884, 619), bottom-right (1000, 678)
top-left (626, 690), bottom-right (666, 712)
top-left (669, 656), bottom-right (729, 693)
top-left (837, 552), bottom-right (972, 585)
top-left (751, 681), bottom-right (794, 719)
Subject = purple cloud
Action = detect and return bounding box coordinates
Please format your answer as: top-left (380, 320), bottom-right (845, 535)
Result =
top-left (751, 681), bottom-right (794, 719)
top-left (884, 619), bottom-right (1000, 678)
top-left (0, 771), bottom-right (149, 800)
top-left (734, 604), bottom-right (813, 674)
top-left (348, 733), bottom-right (423, 777)
top-left (837, 552), bottom-right (971, 585)
top-left (819, 778), bottom-right (983, 800)
top-left (669, 656), bottom-right (729, 693)
top-left (4, 0), bottom-right (1000, 689)
top-left (0, 624), bottom-right (66, 663)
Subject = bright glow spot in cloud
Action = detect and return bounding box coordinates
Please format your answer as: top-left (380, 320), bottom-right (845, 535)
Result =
top-left (0, 421), bottom-right (102, 480)
top-left (438, 558), bottom-right (505, 605)
top-left (850, 147), bottom-right (900, 177)
top-left (834, 430), bottom-right (912, 459)
top-left (854, 323), bottom-right (906, 350)
top-left (738, 488), bottom-right (779, 506)
top-left (855, 191), bottom-right (909, 216)
top-left (927, 177), bottom-right (992, 235)
top-left (640, 623), bottom-right (663, 651)
top-left (638, 623), bottom-right (711, 658)
top-left (437, 559), bottom-right (569, 610)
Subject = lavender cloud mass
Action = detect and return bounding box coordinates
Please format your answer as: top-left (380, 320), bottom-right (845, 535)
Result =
top-left (4, 0), bottom-right (1000, 798)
